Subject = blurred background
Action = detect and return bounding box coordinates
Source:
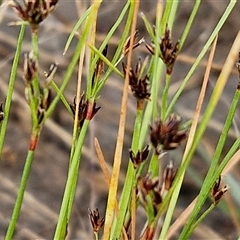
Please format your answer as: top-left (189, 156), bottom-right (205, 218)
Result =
top-left (0, 1), bottom-right (240, 239)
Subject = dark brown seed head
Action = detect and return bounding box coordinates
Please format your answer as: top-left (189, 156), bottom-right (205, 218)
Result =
top-left (129, 145), bottom-right (149, 169)
top-left (70, 93), bottom-right (88, 127)
top-left (150, 114), bottom-right (187, 154)
top-left (211, 176), bottom-right (228, 205)
top-left (36, 88), bottom-right (52, 124)
top-left (145, 26), bottom-right (179, 74)
top-left (88, 208), bottom-right (105, 233)
top-left (138, 173), bottom-right (162, 215)
top-left (23, 52), bottom-right (38, 85)
top-left (122, 30), bottom-right (144, 56)
top-left (70, 93), bottom-right (100, 127)
top-left (44, 63), bottom-right (58, 87)
top-left (160, 27), bottom-right (179, 74)
top-left (92, 45), bottom-right (108, 86)
top-left (122, 59), bottom-right (150, 101)
top-left (137, 173), bottom-right (159, 206)
top-left (10, 0), bottom-right (58, 31)
top-left (162, 161), bottom-right (177, 191)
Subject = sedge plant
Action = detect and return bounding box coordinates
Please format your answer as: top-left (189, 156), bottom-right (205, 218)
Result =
top-left (0, 0), bottom-right (239, 239)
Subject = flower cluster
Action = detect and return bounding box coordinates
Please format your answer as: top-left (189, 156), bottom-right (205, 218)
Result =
top-left (122, 30), bottom-right (144, 56)
top-left (23, 52), bottom-right (55, 124)
top-left (23, 52), bottom-right (38, 85)
top-left (138, 161), bottom-right (177, 215)
top-left (211, 176), bottom-right (228, 206)
top-left (145, 27), bottom-right (179, 74)
top-left (10, 0), bottom-right (58, 31)
top-left (88, 208), bottom-right (105, 233)
top-left (150, 114), bottom-right (187, 154)
top-left (122, 59), bottom-right (150, 102)
top-left (138, 173), bottom-right (161, 215)
top-left (129, 145), bottom-right (149, 169)
top-left (92, 45), bottom-right (108, 87)
top-left (70, 93), bottom-right (100, 127)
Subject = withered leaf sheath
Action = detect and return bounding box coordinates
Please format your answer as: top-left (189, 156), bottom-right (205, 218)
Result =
top-left (150, 114), bottom-right (187, 154)
top-left (162, 161), bottom-right (177, 191)
top-left (129, 145), bottom-right (149, 169)
top-left (10, 0), bottom-right (58, 31)
top-left (88, 208), bottom-right (105, 233)
top-left (23, 52), bottom-right (37, 85)
top-left (122, 30), bottom-right (144, 56)
top-left (211, 176), bottom-right (229, 206)
top-left (145, 27), bottom-right (179, 74)
top-left (70, 93), bottom-right (100, 127)
top-left (37, 88), bottom-right (52, 124)
top-left (122, 59), bottom-right (150, 101)
top-left (0, 103), bottom-right (4, 123)
top-left (44, 63), bottom-right (58, 87)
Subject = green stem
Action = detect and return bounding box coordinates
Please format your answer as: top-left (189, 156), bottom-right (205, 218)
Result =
top-left (94, 232), bottom-right (99, 240)
top-left (5, 146), bottom-right (37, 239)
top-left (148, 153), bottom-right (159, 177)
top-left (166, 1), bottom-right (236, 117)
top-left (0, 24), bottom-right (26, 159)
top-left (50, 81), bottom-right (72, 115)
top-left (111, 105), bottom-right (143, 238)
top-left (138, 1), bottom-right (164, 150)
top-left (160, 1), bottom-right (173, 35)
top-left (161, 73), bottom-right (171, 120)
top-left (153, 27), bottom-right (240, 239)
top-left (189, 204), bottom-right (215, 233)
top-left (54, 120), bottom-right (90, 239)
top-left (92, 2), bottom-right (131, 98)
top-left (27, 85), bottom-right (39, 127)
top-left (31, 31), bottom-right (40, 103)
top-left (179, 72), bottom-right (240, 239)
top-left (178, 0), bottom-right (201, 51)
top-left (180, 137), bottom-right (240, 239)
top-left (44, 9), bottom-right (95, 122)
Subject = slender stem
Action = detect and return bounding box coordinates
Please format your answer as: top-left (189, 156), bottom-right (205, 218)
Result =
top-left (161, 73), bottom-right (171, 120)
top-left (189, 204), bottom-right (215, 233)
top-left (104, 1), bottom-right (139, 239)
top-left (30, 31), bottom-right (40, 104)
top-left (54, 120), bottom-right (89, 239)
top-left (179, 32), bottom-right (240, 239)
top-left (112, 106), bottom-right (143, 237)
top-left (5, 148), bottom-right (36, 240)
top-left (92, 1), bottom-right (131, 97)
top-left (43, 13), bottom-right (93, 121)
top-left (94, 232), bottom-right (98, 240)
top-left (178, 0), bottom-right (201, 51)
top-left (0, 24), bottom-right (26, 159)
top-left (159, 34), bottom-right (218, 240)
top-left (138, 1), bottom-right (164, 150)
top-left (50, 81), bottom-right (72, 114)
top-left (148, 153), bottom-right (159, 177)
top-left (166, 1), bottom-right (237, 117)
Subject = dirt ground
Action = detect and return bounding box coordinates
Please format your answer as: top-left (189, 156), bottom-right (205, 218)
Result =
top-left (0, 1), bottom-right (240, 239)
